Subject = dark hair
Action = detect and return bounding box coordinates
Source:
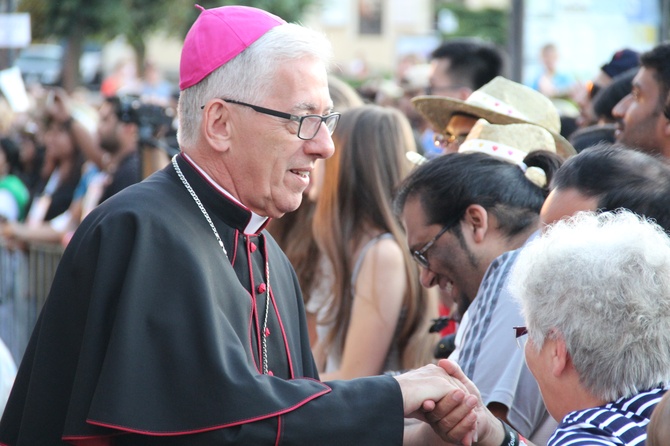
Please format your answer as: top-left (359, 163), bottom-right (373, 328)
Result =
top-left (592, 67), bottom-right (637, 122)
top-left (106, 95), bottom-right (175, 149)
top-left (551, 143), bottom-right (670, 232)
top-left (0, 137), bottom-right (21, 175)
top-left (106, 96), bottom-right (141, 124)
top-left (430, 39), bottom-right (506, 90)
top-left (394, 151), bottom-right (562, 238)
top-left (640, 42), bottom-right (670, 111)
top-left (569, 124), bottom-right (616, 153)
top-left (560, 115), bottom-right (578, 140)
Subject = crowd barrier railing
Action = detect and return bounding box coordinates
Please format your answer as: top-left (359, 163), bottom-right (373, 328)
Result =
top-left (0, 240), bottom-right (64, 363)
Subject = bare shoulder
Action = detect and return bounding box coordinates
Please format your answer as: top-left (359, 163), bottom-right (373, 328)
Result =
top-left (360, 236), bottom-right (406, 273)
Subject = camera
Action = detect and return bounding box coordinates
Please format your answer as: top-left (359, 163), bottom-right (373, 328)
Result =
top-left (117, 96), bottom-right (178, 155)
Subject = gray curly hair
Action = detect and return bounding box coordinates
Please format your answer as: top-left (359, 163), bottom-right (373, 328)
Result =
top-left (510, 210), bottom-right (670, 402)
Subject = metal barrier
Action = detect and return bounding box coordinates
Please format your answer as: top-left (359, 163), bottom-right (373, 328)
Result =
top-left (0, 240), bottom-right (63, 363)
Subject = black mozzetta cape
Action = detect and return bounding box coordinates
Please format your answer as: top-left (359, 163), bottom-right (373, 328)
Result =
top-left (0, 154), bottom-right (404, 445)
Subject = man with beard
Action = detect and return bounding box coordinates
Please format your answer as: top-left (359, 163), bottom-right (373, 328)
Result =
top-left (95, 96), bottom-right (142, 203)
top-left (38, 90), bottom-right (143, 212)
top-left (394, 121), bottom-right (564, 445)
top-left (612, 42), bottom-right (670, 157)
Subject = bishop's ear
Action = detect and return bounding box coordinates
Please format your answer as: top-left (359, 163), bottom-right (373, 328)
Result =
top-left (201, 100), bottom-right (233, 153)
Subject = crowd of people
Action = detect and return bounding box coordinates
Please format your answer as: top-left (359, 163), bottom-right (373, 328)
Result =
top-left (0, 3), bottom-right (669, 445)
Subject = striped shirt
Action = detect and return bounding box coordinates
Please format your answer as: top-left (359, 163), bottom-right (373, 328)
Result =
top-left (450, 233), bottom-right (554, 444)
top-left (458, 249), bottom-right (519, 376)
top-left (549, 385), bottom-right (668, 446)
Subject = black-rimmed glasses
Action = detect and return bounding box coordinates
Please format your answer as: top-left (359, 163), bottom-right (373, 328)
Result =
top-left (201, 98), bottom-right (340, 141)
top-left (513, 326), bottom-right (528, 349)
top-left (412, 225), bottom-right (450, 268)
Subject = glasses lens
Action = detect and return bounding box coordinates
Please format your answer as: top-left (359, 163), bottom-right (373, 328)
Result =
top-left (298, 116), bottom-right (321, 140)
top-left (433, 133), bottom-right (446, 148)
top-left (434, 132), bottom-right (468, 149)
top-left (325, 113), bottom-right (340, 135)
top-left (298, 114), bottom-right (340, 140)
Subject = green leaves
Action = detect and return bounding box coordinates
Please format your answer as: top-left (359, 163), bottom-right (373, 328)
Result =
top-left (20, 0), bottom-right (319, 43)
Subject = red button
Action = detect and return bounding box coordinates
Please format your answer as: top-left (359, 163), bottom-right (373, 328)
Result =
top-left (257, 283), bottom-right (266, 293)
top-left (268, 370), bottom-right (274, 376)
top-left (250, 242), bottom-right (257, 252)
top-left (264, 327), bottom-right (270, 336)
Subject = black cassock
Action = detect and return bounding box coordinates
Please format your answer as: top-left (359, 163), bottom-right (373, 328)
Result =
top-left (0, 154), bottom-right (403, 445)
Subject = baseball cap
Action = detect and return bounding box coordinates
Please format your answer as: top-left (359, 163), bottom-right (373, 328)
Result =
top-left (600, 49), bottom-right (639, 79)
top-left (179, 5), bottom-right (286, 91)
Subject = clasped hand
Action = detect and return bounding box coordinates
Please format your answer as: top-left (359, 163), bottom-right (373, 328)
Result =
top-left (395, 359), bottom-right (488, 445)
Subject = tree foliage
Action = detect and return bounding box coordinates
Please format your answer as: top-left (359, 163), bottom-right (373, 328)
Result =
top-left (166, 0), bottom-right (320, 38)
top-left (435, 1), bottom-right (508, 47)
top-left (18, 0), bottom-right (121, 40)
top-left (17, 0), bottom-right (319, 91)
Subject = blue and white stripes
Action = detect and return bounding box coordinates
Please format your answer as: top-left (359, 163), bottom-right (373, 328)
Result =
top-left (549, 385), bottom-right (668, 446)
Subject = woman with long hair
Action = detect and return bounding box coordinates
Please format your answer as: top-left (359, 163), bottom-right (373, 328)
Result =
top-left (24, 116), bottom-right (83, 225)
top-left (266, 75), bottom-right (364, 344)
top-left (309, 105), bottom-right (437, 380)
top-left (1, 116), bottom-right (84, 247)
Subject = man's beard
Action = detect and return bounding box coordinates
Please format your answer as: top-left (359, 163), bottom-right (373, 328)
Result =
top-left (99, 135), bottom-right (120, 154)
top-left (457, 291), bottom-right (471, 319)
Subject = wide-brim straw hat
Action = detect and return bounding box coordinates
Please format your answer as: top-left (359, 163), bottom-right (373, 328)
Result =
top-left (460, 118), bottom-right (555, 161)
top-left (459, 119), bottom-right (556, 187)
top-left (412, 76), bottom-right (576, 159)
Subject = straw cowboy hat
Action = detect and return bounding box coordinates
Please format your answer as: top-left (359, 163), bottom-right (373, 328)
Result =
top-left (459, 118), bottom-right (556, 187)
top-left (412, 76), bottom-right (576, 159)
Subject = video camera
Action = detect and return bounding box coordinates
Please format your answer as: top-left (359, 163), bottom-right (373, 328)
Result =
top-left (116, 95), bottom-right (178, 156)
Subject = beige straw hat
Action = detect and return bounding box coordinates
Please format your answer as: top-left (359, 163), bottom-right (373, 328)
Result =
top-left (412, 76), bottom-right (576, 159)
top-left (459, 119), bottom-right (556, 187)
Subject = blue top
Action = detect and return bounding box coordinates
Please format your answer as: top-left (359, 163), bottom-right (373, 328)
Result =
top-left (549, 384), bottom-right (668, 445)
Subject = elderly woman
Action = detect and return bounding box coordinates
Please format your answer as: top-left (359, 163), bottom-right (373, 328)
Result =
top-left (428, 210), bottom-right (670, 446)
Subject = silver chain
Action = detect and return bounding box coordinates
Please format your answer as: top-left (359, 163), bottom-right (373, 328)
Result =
top-left (172, 155), bottom-right (227, 256)
top-left (172, 155), bottom-right (271, 374)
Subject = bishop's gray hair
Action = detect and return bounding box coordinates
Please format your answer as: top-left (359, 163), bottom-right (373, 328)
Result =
top-left (177, 23), bottom-right (333, 149)
top-left (510, 210), bottom-right (670, 402)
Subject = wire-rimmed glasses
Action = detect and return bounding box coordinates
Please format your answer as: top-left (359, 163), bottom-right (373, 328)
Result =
top-left (412, 225), bottom-right (451, 269)
top-left (201, 98), bottom-right (340, 141)
top-left (433, 131), bottom-right (468, 150)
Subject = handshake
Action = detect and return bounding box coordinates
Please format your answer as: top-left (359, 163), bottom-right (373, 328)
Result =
top-left (396, 359), bottom-right (518, 446)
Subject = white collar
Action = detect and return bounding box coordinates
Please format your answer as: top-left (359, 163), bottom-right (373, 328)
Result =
top-left (182, 153), bottom-right (268, 234)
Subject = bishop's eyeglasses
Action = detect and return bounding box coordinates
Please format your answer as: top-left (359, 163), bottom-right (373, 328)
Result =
top-left (201, 98), bottom-right (340, 141)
